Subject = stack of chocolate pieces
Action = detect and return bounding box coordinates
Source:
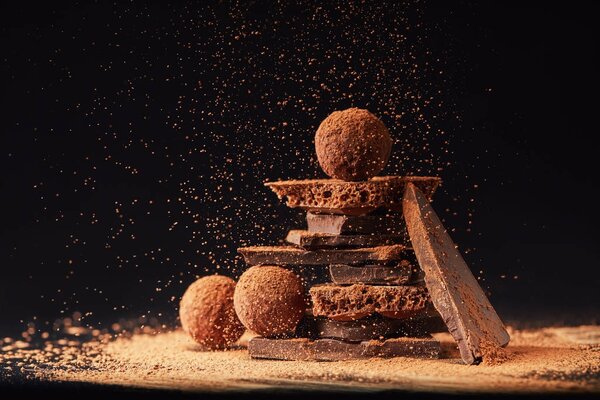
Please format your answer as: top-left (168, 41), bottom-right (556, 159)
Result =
top-left (237, 108), bottom-right (510, 364)
top-left (239, 177), bottom-right (445, 361)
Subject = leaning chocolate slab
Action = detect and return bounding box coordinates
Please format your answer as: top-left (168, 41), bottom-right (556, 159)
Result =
top-left (306, 211), bottom-right (407, 235)
top-left (286, 230), bottom-right (405, 249)
top-left (265, 176), bottom-right (441, 215)
top-left (329, 260), bottom-right (416, 285)
top-left (238, 245), bottom-right (407, 266)
top-left (248, 336), bottom-right (440, 361)
top-left (310, 284), bottom-right (430, 321)
top-left (403, 183), bottom-right (510, 364)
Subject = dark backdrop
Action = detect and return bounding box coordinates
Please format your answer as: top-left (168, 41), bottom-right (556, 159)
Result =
top-left (1, 1), bottom-right (598, 335)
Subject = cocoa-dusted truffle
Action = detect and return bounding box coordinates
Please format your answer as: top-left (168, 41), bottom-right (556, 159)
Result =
top-left (179, 275), bottom-right (245, 350)
top-left (315, 108), bottom-right (392, 181)
top-left (233, 266), bottom-right (305, 337)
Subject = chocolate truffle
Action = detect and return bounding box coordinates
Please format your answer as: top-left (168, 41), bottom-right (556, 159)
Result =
top-left (179, 275), bottom-right (245, 350)
top-left (234, 266), bottom-right (305, 337)
top-left (315, 108), bottom-right (392, 181)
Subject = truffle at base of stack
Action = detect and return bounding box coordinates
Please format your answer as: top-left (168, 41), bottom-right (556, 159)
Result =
top-left (238, 177), bottom-right (446, 361)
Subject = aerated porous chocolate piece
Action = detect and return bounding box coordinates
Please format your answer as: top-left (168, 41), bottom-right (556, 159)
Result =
top-left (329, 260), bottom-right (416, 285)
top-left (248, 336), bottom-right (440, 361)
top-left (286, 230), bottom-right (404, 249)
top-left (403, 183), bottom-right (510, 365)
top-left (310, 284), bottom-right (430, 321)
top-left (265, 176), bottom-right (441, 215)
top-left (238, 245), bottom-right (406, 266)
top-left (306, 211), bottom-right (406, 236)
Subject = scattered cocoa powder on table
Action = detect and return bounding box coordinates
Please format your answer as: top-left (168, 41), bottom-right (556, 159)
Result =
top-left (1, 325), bottom-right (598, 394)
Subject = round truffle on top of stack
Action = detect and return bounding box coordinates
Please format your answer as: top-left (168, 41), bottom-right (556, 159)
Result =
top-left (315, 107), bottom-right (393, 181)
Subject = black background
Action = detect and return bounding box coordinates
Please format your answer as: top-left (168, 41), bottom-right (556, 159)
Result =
top-left (1, 1), bottom-right (599, 336)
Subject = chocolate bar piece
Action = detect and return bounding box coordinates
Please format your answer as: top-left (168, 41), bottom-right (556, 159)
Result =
top-left (238, 245), bottom-right (407, 266)
top-left (265, 176), bottom-right (441, 215)
top-left (294, 314), bottom-right (320, 339)
top-left (248, 336), bottom-right (440, 361)
top-left (286, 230), bottom-right (405, 249)
top-left (329, 260), bottom-right (417, 285)
top-left (315, 315), bottom-right (428, 342)
top-left (306, 211), bottom-right (407, 236)
top-left (310, 284), bottom-right (430, 321)
top-left (298, 313), bottom-right (447, 341)
top-left (403, 183), bottom-right (510, 364)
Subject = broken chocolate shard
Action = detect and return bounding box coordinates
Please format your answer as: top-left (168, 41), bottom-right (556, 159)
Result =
top-left (286, 230), bottom-right (405, 249)
top-left (310, 284), bottom-right (430, 321)
top-left (403, 183), bottom-right (510, 365)
top-left (248, 336), bottom-right (440, 361)
top-left (329, 260), bottom-right (416, 285)
top-left (265, 176), bottom-right (441, 215)
top-left (238, 245), bottom-right (407, 266)
top-left (306, 211), bottom-right (407, 236)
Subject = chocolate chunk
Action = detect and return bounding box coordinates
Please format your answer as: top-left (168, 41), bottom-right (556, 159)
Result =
top-left (403, 183), bottom-right (510, 365)
top-left (329, 260), bottom-right (417, 285)
top-left (298, 313), bottom-right (446, 341)
top-left (315, 315), bottom-right (429, 342)
top-left (286, 230), bottom-right (405, 249)
top-left (265, 176), bottom-right (441, 215)
top-left (294, 314), bottom-right (320, 340)
top-left (310, 284), bottom-right (430, 321)
top-left (306, 211), bottom-right (407, 236)
top-left (248, 336), bottom-right (440, 361)
top-left (238, 245), bottom-right (407, 266)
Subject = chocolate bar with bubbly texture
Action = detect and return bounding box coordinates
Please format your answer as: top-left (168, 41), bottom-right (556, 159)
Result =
top-left (248, 336), bottom-right (440, 361)
top-left (286, 230), bottom-right (405, 249)
top-left (306, 211), bottom-right (407, 236)
top-left (310, 284), bottom-right (430, 321)
top-left (238, 245), bottom-right (407, 266)
top-left (265, 176), bottom-right (441, 215)
top-left (329, 260), bottom-right (420, 285)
